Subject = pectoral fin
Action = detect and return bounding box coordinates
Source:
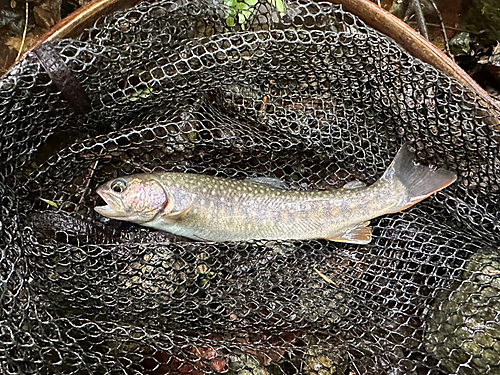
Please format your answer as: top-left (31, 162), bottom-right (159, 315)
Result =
top-left (161, 206), bottom-right (192, 224)
top-left (326, 222), bottom-right (372, 244)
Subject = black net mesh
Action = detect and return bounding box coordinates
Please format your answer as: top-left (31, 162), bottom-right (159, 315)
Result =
top-left (1, 0), bottom-right (500, 373)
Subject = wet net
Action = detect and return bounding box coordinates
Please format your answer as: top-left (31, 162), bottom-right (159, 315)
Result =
top-left (1, 0), bottom-right (500, 373)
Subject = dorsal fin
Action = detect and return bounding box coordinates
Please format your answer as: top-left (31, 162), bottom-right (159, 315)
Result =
top-left (343, 180), bottom-right (366, 189)
top-left (244, 177), bottom-right (289, 190)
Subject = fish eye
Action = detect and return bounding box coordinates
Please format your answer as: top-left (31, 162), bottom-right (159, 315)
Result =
top-left (111, 179), bottom-right (127, 193)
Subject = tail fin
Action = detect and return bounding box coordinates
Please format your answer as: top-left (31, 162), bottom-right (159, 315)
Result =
top-left (383, 144), bottom-right (457, 213)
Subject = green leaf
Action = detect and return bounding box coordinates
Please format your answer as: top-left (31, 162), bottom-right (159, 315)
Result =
top-left (224, 0), bottom-right (257, 28)
top-left (269, 0), bottom-right (285, 15)
top-left (449, 32), bottom-right (471, 56)
top-left (125, 87), bottom-right (153, 102)
top-left (224, 0), bottom-right (286, 28)
top-left (40, 198), bottom-right (58, 208)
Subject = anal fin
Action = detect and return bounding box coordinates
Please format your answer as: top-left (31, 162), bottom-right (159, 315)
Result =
top-left (326, 221), bottom-right (372, 244)
top-left (192, 233), bottom-right (210, 241)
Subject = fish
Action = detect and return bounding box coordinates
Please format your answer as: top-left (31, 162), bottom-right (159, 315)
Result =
top-left (94, 144), bottom-right (457, 243)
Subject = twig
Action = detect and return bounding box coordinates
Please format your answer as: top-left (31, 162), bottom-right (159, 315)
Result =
top-left (15, 1), bottom-right (29, 62)
top-left (78, 151), bottom-right (103, 205)
top-left (314, 267), bottom-right (339, 286)
top-left (406, 0), bottom-right (429, 40)
top-left (406, 21), bottom-right (483, 34)
top-left (130, 161), bottom-right (153, 173)
top-left (427, 0), bottom-right (452, 59)
top-left (347, 351), bottom-right (361, 375)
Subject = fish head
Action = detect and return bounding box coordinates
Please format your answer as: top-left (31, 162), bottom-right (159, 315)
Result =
top-left (94, 176), bottom-right (168, 223)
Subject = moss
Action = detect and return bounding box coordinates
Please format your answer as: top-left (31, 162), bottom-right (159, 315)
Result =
top-left (464, 0), bottom-right (500, 42)
top-left (424, 247), bottom-right (500, 375)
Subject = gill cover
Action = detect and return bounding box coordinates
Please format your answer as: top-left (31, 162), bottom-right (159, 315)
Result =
top-left (95, 177), bottom-right (168, 223)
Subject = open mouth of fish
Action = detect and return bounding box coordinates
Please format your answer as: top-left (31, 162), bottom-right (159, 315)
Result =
top-left (94, 188), bottom-right (125, 218)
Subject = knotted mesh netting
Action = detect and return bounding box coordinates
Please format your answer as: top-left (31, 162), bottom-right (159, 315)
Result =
top-left (1, 0), bottom-right (500, 373)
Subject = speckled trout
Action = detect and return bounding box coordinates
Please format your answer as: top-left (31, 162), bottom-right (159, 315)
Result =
top-left (95, 145), bottom-right (456, 243)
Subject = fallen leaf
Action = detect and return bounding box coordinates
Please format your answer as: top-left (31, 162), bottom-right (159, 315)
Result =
top-left (211, 358), bottom-right (226, 372)
top-left (6, 32), bottom-right (43, 54)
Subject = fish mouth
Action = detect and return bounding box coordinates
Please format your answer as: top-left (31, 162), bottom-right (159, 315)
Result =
top-left (94, 186), bottom-right (126, 218)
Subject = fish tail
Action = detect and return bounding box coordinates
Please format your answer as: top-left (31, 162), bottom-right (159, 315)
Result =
top-left (383, 143), bottom-right (457, 213)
